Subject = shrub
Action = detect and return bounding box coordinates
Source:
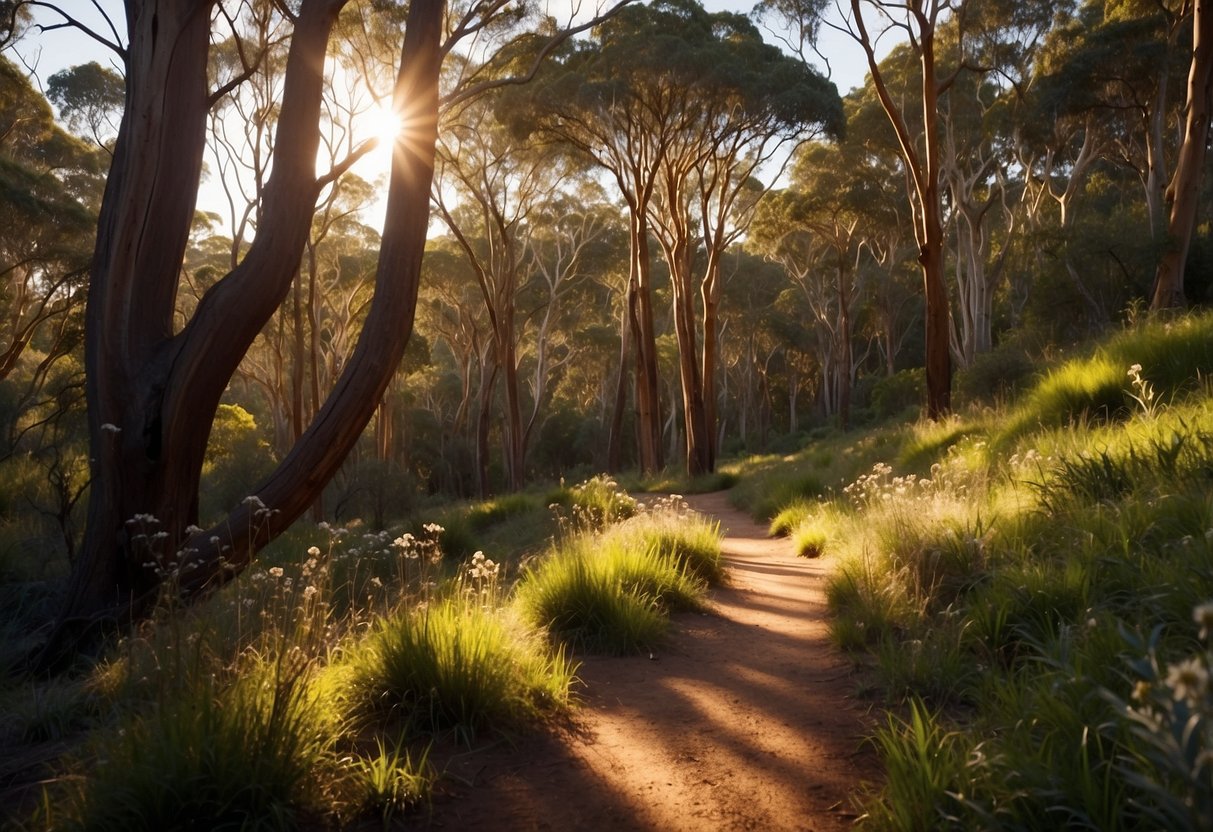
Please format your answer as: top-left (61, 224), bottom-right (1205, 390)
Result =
top-left (956, 348), bottom-right (1036, 405)
top-left (870, 368), bottom-right (925, 420)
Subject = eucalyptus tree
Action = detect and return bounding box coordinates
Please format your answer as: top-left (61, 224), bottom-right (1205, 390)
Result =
top-left (1022, 0), bottom-right (1197, 311)
top-left (751, 141), bottom-right (871, 429)
top-left (0, 56), bottom-right (99, 388)
top-left (766, 0), bottom-right (1065, 414)
top-left (1153, 0), bottom-right (1213, 310)
top-left (759, 0), bottom-right (953, 416)
top-left (433, 94), bottom-right (582, 492)
top-left (47, 61), bottom-right (124, 153)
top-left (644, 1), bottom-right (840, 474)
top-left (519, 180), bottom-right (617, 462)
top-left (19, 0), bottom-right (627, 662)
top-left (502, 1), bottom-right (690, 474)
top-left (511, 0), bottom-right (839, 475)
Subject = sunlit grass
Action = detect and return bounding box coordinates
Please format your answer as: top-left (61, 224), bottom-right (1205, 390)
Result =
top-left (808, 312), bottom-right (1213, 827)
top-left (344, 591), bottom-right (576, 744)
top-left (63, 653), bottom-right (335, 832)
top-left (514, 504), bottom-right (716, 654)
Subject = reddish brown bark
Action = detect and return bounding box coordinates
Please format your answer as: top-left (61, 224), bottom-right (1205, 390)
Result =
top-left (45, 0), bottom-right (443, 662)
top-left (851, 0), bottom-right (951, 418)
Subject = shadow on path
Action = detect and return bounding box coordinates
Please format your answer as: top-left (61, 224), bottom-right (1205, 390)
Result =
top-left (418, 491), bottom-right (880, 831)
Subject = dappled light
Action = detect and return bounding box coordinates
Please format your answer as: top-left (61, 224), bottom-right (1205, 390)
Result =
top-left (8, 0), bottom-right (1213, 829)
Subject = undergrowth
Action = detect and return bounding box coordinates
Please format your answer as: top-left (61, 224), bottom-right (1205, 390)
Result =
top-left (759, 312), bottom-right (1213, 829)
top-left (17, 475), bottom-right (691, 829)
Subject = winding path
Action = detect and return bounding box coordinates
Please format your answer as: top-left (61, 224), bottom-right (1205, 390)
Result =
top-left (423, 492), bottom-right (880, 831)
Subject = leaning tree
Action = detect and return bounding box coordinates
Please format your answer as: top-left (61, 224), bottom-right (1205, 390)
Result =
top-left (17, 0), bottom-right (625, 664)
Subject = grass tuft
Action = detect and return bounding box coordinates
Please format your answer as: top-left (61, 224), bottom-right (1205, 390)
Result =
top-left (347, 594), bottom-right (575, 744)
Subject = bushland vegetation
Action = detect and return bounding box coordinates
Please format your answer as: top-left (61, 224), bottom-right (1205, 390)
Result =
top-left (5, 0), bottom-right (1213, 828)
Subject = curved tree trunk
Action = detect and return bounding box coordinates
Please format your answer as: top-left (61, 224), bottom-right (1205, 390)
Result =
top-left (44, 0), bottom-right (443, 665)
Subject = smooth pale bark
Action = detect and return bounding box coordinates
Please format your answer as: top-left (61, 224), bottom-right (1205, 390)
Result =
top-left (45, 0), bottom-right (442, 663)
top-left (852, 0), bottom-right (951, 418)
top-left (1153, 0), bottom-right (1213, 311)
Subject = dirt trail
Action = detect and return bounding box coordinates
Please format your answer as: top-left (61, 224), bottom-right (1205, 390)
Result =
top-left (423, 492), bottom-right (879, 831)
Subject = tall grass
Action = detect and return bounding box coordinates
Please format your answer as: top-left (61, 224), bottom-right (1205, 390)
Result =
top-left (793, 316), bottom-right (1213, 828)
top-left (63, 653), bottom-right (333, 832)
top-left (345, 593), bottom-right (576, 743)
top-left (515, 551), bottom-right (669, 654)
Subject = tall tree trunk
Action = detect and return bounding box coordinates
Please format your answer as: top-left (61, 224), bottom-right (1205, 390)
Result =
top-left (500, 327), bottom-right (525, 492)
top-left (475, 348), bottom-right (498, 498)
top-left (836, 262), bottom-right (852, 431)
top-left (699, 253), bottom-right (721, 471)
top-left (631, 212), bottom-right (663, 473)
top-left (606, 300), bottom-right (630, 472)
top-left (1153, 0), bottom-right (1213, 311)
top-left (45, 0), bottom-right (442, 664)
top-left (852, 0), bottom-right (951, 419)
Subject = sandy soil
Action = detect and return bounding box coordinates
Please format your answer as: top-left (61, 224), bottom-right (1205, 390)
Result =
top-left (420, 491), bottom-right (881, 831)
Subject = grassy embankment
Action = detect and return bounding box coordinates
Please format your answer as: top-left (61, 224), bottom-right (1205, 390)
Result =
top-left (0, 476), bottom-right (721, 830)
top-left (732, 312), bottom-right (1213, 830)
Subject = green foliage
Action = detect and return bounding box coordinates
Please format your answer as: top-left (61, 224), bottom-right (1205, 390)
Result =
top-left (201, 404), bottom-right (275, 524)
top-left (806, 313), bottom-right (1213, 827)
top-left (465, 493), bottom-right (539, 532)
top-left (870, 368), bottom-right (925, 421)
top-left (862, 700), bottom-right (968, 830)
top-left (347, 594), bottom-right (575, 743)
top-left (996, 314), bottom-right (1213, 445)
top-left (1100, 621), bottom-right (1213, 831)
top-left (348, 736), bottom-right (433, 824)
top-left (546, 474), bottom-right (639, 531)
top-left (64, 656), bottom-right (332, 832)
top-left (954, 339), bottom-right (1038, 406)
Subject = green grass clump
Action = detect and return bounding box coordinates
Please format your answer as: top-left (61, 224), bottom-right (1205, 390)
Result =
top-left (465, 493), bottom-right (539, 532)
top-left (514, 552), bottom-right (668, 655)
top-left (547, 474), bottom-right (639, 530)
top-left (641, 468), bottom-right (739, 495)
top-left (515, 518), bottom-right (711, 654)
top-left (769, 500), bottom-right (814, 537)
top-left (347, 595), bottom-right (575, 743)
top-left (348, 736), bottom-right (433, 825)
top-left (606, 504), bottom-right (724, 585)
top-left (791, 526), bottom-right (827, 559)
top-left (996, 313), bottom-right (1213, 446)
top-left (65, 656), bottom-right (332, 832)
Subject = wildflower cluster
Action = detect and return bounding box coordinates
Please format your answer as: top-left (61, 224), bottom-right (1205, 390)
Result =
top-left (461, 550), bottom-right (501, 607)
top-left (843, 462), bottom-right (931, 508)
top-left (1106, 603), bottom-right (1213, 828)
top-left (639, 493), bottom-right (694, 518)
top-left (550, 474), bottom-right (638, 532)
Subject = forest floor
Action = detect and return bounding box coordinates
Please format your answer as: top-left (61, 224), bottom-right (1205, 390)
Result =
top-left (419, 491), bottom-right (882, 831)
